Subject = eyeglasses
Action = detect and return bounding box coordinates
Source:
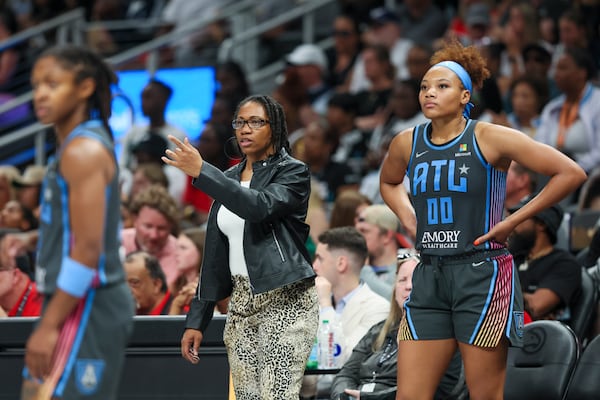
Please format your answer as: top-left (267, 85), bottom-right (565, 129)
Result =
top-left (231, 117), bottom-right (270, 130)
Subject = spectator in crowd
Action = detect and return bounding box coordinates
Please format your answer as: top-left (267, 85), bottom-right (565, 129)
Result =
top-left (0, 165), bottom-right (19, 211)
top-left (396, 0), bottom-right (447, 43)
top-left (327, 93), bottom-right (368, 178)
top-left (349, 7), bottom-right (413, 93)
top-left (353, 44), bottom-right (395, 133)
top-left (173, 226), bottom-right (204, 294)
top-left (272, 63), bottom-right (313, 135)
top-left (0, 232), bottom-right (42, 317)
top-left (521, 43), bottom-right (559, 101)
top-left (330, 255), bottom-right (419, 400)
top-left (537, 46), bottom-right (600, 175)
top-left (169, 226), bottom-right (202, 315)
top-left (85, 0), bottom-right (127, 57)
top-left (169, 226), bottom-right (230, 316)
top-left (215, 60), bottom-right (250, 107)
top-left (124, 250), bottom-right (173, 315)
top-left (124, 162), bottom-right (169, 204)
top-left (300, 118), bottom-right (360, 204)
top-left (467, 43), bottom-right (505, 121)
top-left (505, 161), bottom-right (538, 211)
top-left (168, 278), bottom-right (197, 316)
top-left (406, 42), bottom-right (433, 81)
top-left (453, 3), bottom-right (494, 47)
top-left (329, 190), bottom-right (371, 229)
top-left (337, 0), bottom-right (382, 26)
top-left (0, 6), bottom-right (32, 129)
top-left (0, 6), bottom-right (25, 92)
top-left (366, 78), bottom-right (426, 163)
top-left (325, 12), bottom-right (362, 92)
top-left (120, 78), bottom-right (186, 171)
top-left (208, 93), bottom-right (237, 128)
top-left (330, 254), bottom-right (465, 400)
top-left (157, 0), bottom-right (231, 67)
top-left (305, 178), bottom-right (330, 250)
top-left (498, 75), bottom-right (548, 139)
top-left (120, 199), bottom-right (135, 229)
top-left (0, 200), bottom-right (38, 231)
top-left (252, 0), bottom-right (301, 66)
top-left (120, 184), bottom-right (180, 292)
top-left (552, 8), bottom-right (596, 74)
top-left (355, 204), bottom-right (411, 300)
top-left (126, 132), bottom-right (187, 204)
top-left (508, 198), bottom-right (581, 324)
top-left (360, 79), bottom-right (427, 205)
top-left (496, 2), bottom-right (541, 96)
top-left (302, 226), bottom-right (390, 398)
top-left (11, 164), bottom-right (45, 218)
top-left (285, 43), bottom-right (333, 116)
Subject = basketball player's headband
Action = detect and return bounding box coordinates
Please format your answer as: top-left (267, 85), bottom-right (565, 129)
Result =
top-left (434, 61), bottom-right (474, 119)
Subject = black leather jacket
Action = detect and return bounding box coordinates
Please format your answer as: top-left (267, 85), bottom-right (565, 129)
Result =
top-left (185, 149), bottom-right (316, 332)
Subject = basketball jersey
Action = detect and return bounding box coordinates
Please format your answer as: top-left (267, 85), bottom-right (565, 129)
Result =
top-left (36, 120), bottom-right (124, 294)
top-left (406, 120), bottom-right (506, 256)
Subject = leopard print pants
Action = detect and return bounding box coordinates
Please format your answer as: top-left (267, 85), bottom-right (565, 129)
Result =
top-left (224, 275), bottom-right (318, 400)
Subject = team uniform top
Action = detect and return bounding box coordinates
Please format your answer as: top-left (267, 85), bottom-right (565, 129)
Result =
top-left (35, 120), bottom-right (124, 295)
top-left (406, 120), bottom-right (506, 256)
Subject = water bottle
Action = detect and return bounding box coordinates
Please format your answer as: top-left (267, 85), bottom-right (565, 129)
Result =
top-left (306, 337), bottom-right (319, 370)
top-left (318, 319), bottom-right (335, 369)
top-left (330, 318), bottom-right (344, 368)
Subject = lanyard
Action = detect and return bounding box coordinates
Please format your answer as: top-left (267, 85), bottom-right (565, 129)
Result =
top-left (16, 284), bottom-right (33, 317)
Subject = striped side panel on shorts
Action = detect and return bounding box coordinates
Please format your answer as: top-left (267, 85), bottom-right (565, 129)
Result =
top-left (470, 254), bottom-right (513, 347)
top-left (398, 314), bottom-right (416, 341)
top-left (32, 291), bottom-right (96, 398)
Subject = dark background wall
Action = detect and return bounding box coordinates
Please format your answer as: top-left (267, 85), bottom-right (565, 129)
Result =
top-left (0, 316), bottom-right (230, 399)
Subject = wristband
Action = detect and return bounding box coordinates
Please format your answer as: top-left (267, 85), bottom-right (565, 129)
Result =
top-left (57, 257), bottom-right (96, 298)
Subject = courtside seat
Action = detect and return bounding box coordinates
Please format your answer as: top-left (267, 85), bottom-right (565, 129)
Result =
top-left (564, 333), bottom-right (600, 400)
top-left (569, 267), bottom-right (598, 345)
top-left (504, 320), bottom-right (579, 400)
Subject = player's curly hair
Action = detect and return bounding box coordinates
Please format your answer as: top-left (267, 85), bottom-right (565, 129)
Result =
top-left (430, 39), bottom-right (490, 90)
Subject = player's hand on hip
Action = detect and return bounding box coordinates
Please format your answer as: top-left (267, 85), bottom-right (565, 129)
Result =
top-left (474, 219), bottom-right (513, 247)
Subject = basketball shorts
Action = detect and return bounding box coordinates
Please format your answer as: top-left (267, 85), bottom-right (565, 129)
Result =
top-left (399, 249), bottom-right (524, 348)
top-left (23, 282), bottom-right (134, 399)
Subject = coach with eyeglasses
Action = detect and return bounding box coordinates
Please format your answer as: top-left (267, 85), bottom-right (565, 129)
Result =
top-left (163, 94), bottom-right (318, 400)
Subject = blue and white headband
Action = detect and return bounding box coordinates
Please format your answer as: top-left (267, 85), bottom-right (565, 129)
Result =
top-left (433, 60), bottom-right (474, 119)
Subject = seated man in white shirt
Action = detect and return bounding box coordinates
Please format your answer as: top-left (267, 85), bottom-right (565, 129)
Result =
top-left (301, 226), bottom-right (390, 398)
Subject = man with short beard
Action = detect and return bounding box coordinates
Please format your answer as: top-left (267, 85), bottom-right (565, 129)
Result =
top-left (508, 197), bottom-right (581, 324)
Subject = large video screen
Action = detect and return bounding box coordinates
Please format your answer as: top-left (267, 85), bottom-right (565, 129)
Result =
top-left (110, 66), bottom-right (216, 163)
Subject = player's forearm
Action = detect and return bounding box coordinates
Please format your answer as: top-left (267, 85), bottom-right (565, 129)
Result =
top-left (38, 291), bottom-right (82, 329)
top-left (380, 182), bottom-right (416, 240)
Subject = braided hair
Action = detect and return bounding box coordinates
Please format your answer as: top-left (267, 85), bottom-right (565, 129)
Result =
top-left (234, 94), bottom-right (291, 155)
top-left (39, 45), bottom-right (118, 140)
